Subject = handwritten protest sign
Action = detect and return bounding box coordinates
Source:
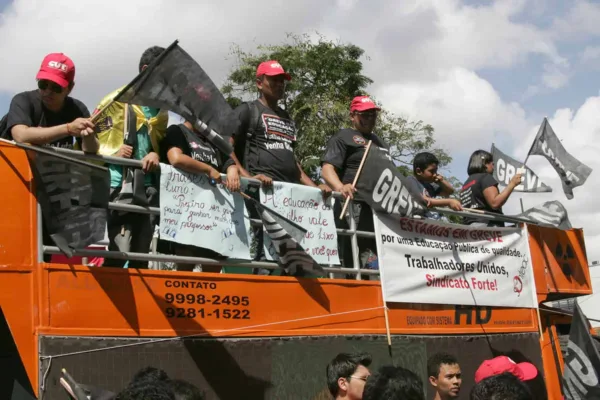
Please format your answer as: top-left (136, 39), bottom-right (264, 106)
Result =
top-left (159, 164), bottom-right (252, 259)
top-left (260, 182), bottom-right (340, 265)
top-left (374, 213), bottom-right (537, 308)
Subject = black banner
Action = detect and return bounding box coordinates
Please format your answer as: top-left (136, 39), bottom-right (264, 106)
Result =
top-left (355, 146), bottom-right (426, 217)
top-left (529, 118), bottom-right (592, 199)
top-left (563, 302), bottom-right (600, 399)
top-left (517, 200), bottom-right (572, 230)
top-left (27, 150), bottom-right (110, 258)
top-left (491, 144), bottom-right (552, 193)
top-left (115, 41), bottom-right (235, 155)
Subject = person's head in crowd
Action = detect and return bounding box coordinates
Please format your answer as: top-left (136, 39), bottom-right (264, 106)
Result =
top-left (255, 60), bottom-right (291, 103)
top-left (350, 96), bottom-right (380, 135)
top-left (36, 53), bottom-right (76, 112)
top-left (167, 379), bottom-right (205, 400)
top-left (116, 379), bottom-right (175, 400)
top-left (470, 372), bottom-right (533, 400)
top-left (131, 366), bottom-right (170, 385)
top-left (139, 46), bottom-right (166, 73)
top-left (467, 149), bottom-right (494, 176)
top-left (326, 352), bottom-right (372, 400)
top-left (427, 352), bottom-right (462, 399)
top-left (474, 356), bottom-right (538, 383)
top-left (362, 365), bottom-right (424, 400)
top-left (413, 152), bottom-right (441, 184)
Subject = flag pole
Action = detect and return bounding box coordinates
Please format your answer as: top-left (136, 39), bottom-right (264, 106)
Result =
top-left (339, 140), bottom-right (373, 220)
top-left (522, 117), bottom-right (547, 167)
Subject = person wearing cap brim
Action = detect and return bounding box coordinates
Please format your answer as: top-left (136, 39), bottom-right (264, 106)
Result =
top-left (229, 60), bottom-right (331, 275)
top-left (321, 95), bottom-right (387, 273)
top-left (474, 356), bottom-right (538, 383)
top-left (6, 52), bottom-right (98, 153)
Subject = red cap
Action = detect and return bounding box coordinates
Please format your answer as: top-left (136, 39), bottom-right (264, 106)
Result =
top-left (36, 53), bottom-right (75, 88)
top-left (474, 356), bottom-right (538, 383)
top-left (256, 60), bottom-right (291, 81)
top-left (350, 96), bottom-right (381, 112)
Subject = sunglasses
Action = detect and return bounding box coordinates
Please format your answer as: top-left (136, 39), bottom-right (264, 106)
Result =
top-left (354, 111), bottom-right (378, 119)
top-left (38, 80), bottom-right (64, 94)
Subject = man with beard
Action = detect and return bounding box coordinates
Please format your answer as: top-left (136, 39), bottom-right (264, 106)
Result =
top-left (427, 353), bottom-right (462, 400)
top-left (6, 53), bottom-right (97, 152)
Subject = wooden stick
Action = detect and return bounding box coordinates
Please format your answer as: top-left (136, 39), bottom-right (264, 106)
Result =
top-left (90, 98), bottom-right (117, 124)
top-left (339, 140), bottom-right (373, 220)
top-left (383, 304), bottom-right (392, 347)
top-left (537, 306), bottom-right (544, 341)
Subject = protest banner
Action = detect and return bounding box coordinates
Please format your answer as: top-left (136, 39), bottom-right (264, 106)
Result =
top-left (374, 213), bottom-right (537, 308)
top-left (491, 144), bottom-right (552, 193)
top-left (260, 182), bottom-right (340, 265)
top-left (159, 164), bottom-right (252, 259)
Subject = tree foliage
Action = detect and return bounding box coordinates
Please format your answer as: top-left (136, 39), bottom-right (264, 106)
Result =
top-left (222, 33), bottom-right (452, 179)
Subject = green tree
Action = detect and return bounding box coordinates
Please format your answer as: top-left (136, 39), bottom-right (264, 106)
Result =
top-left (222, 33), bottom-right (451, 179)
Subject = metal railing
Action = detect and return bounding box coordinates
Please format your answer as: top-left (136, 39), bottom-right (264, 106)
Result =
top-left (38, 146), bottom-right (538, 280)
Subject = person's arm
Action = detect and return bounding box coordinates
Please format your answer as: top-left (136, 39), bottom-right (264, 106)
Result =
top-left (78, 106), bottom-right (99, 154)
top-left (483, 174), bottom-right (522, 209)
top-left (167, 147), bottom-right (221, 182)
top-left (321, 134), bottom-right (351, 198)
top-left (322, 163), bottom-right (354, 199)
top-left (229, 137), bottom-right (252, 178)
top-left (427, 197), bottom-right (463, 211)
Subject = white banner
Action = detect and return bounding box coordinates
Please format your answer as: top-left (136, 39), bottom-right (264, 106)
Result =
top-left (260, 182), bottom-right (340, 265)
top-left (159, 164), bottom-right (252, 259)
top-left (374, 214), bottom-right (537, 308)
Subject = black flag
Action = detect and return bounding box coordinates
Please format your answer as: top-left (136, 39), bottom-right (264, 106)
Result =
top-left (27, 149), bottom-right (110, 258)
top-left (115, 40), bottom-right (235, 155)
top-left (528, 118), bottom-right (592, 199)
top-left (563, 302), bottom-right (600, 399)
top-left (254, 202), bottom-right (324, 277)
top-left (355, 146), bottom-right (426, 218)
top-left (491, 144), bottom-right (552, 192)
top-left (516, 200), bottom-right (572, 230)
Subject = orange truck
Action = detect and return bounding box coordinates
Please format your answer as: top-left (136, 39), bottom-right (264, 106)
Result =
top-left (0, 141), bottom-right (592, 399)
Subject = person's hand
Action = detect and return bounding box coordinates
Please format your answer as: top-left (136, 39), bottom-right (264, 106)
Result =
top-left (433, 173), bottom-right (444, 183)
top-left (209, 167), bottom-right (222, 184)
top-left (253, 174), bottom-right (272, 187)
top-left (116, 144), bottom-right (133, 158)
top-left (141, 152), bottom-right (159, 173)
top-left (509, 174), bottom-right (523, 187)
top-left (225, 166), bottom-right (240, 192)
top-left (318, 183), bottom-right (332, 199)
top-left (67, 118), bottom-right (95, 137)
top-left (448, 199), bottom-right (463, 211)
top-left (338, 183), bottom-right (356, 200)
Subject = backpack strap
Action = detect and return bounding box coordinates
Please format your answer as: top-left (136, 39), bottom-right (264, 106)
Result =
top-left (242, 100), bottom-right (262, 171)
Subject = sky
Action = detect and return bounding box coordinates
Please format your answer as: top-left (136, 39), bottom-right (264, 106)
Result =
top-left (0, 0), bottom-right (598, 263)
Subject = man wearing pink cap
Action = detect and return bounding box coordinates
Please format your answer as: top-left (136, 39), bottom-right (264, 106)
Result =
top-left (321, 96), bottom-right (388, 271)
top-left (5, 53), bottom-right (97, 152)
top-left (474, 356), bottom-right (538, 383)
top-left (230, 60), bottom-right (330, 273)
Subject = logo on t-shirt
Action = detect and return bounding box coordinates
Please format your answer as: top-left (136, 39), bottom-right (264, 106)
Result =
top-left (261, 114), bottom-right (296, 143)
top-left (353, 135), bottom-right (366, 145)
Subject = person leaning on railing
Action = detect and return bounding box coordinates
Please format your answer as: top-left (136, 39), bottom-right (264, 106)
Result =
top-left (321, 96), bottom-right (388, 273)
top-left (159, 119), bottom-right (240, 272)
top-left (459, 150), bottom-right (522, 228)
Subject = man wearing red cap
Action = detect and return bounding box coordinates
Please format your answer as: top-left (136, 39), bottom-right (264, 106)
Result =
top-left (474, 356), bottom-right (538, 383)
top-left (5, 53), bottom-right (97, 152)
top-left (230, 60), bottom-right (330, 272)
top-left (321, 96), bottom-right (388, 271)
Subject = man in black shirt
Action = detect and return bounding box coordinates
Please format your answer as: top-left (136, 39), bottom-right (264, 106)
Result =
top-left (230, 60), bottom-right (330, 272)
top-left (7, 53), bottom-right (97, 152)
top-left (321, 96), bottom-right (388, 272)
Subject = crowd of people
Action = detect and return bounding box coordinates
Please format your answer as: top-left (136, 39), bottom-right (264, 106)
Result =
top-left (1, 45), bottom-right (523, 273)
top-left (326, 352), bottom-right (538, 400)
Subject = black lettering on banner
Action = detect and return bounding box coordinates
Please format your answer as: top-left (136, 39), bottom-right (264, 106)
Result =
top-left (453, 306), bottom-right (493, 325)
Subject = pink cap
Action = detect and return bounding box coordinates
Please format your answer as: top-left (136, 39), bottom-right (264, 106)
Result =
top-left (350, 96), bottom-right (381, 112)
top-left (256, 60), bottom-right (291, 81)
top-left (474, 356), bottom-right (538, 383)
top-left (36, 53), bottom-right (75, 88)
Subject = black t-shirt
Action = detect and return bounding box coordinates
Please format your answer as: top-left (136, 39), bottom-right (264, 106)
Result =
top-left (407, 175), bottom-right (443, 219)
top-left (161, 124), bottom-right (234, 172)
top-left (321, 128), bottom-right (388, 184)
top-left (6, 90), bottom-right (90, 149)
top-left (233, 100), bottom-right (300, 183)
top-left (460, 173), bottom-right (504, 226)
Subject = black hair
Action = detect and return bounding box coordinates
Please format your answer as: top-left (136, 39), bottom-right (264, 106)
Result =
top-left (326, 352), bottom-right (373, 396)
top-left (167, 379), bottom-right (205, 400)
top-left (427, 353), bottom-right (459, 379)
top-left (116, 380), bottom-right (175, 400)
top-left (363, 365), bottom-right (424, 400)
top-left (470, 372), bottom-right (532, 400)
top-left (413, 152), bottom-right (439, 174)
top-left (131, 367), bottom-right (170, 385)
top-left (139, 46), bottom-right (166, 73)
top-left (467, 150), bottom-right (494, 175)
